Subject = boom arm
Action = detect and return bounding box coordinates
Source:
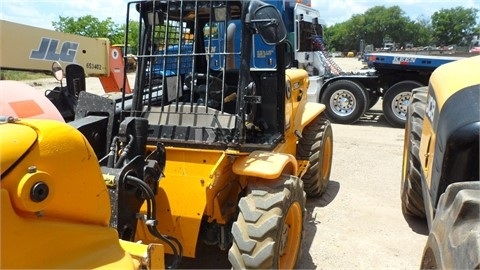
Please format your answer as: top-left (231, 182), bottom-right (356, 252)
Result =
top-left (1, 20), bottom-right (131, 94)
top-left (1, 20), bottom-right (110, 76)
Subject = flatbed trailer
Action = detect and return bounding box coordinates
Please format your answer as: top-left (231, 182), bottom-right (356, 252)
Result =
top-left (364, 53), bottom-right (463, 71)
top-left (319, 52), bottom-right (464, 127)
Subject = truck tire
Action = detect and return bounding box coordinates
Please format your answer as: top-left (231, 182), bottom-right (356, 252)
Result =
top-left (382, 80), bottom-right (424, 128)
top-left (421, 181), bottom-right (480, 269)
top-left (229, 175), bottom-right (306, 269)
top-left (321, 79), bottom-right (367, 124)
top-left (401, 87), bottom-right (427, 218)
top-left (296, 116), bottom-right (333, 197)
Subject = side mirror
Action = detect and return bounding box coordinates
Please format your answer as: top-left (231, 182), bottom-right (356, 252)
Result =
top-left (252, 5), bottom-right (286, 45)
top-left (52, 61), bottom-right (64, 81)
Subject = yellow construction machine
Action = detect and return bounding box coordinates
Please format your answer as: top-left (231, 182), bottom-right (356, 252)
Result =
top-left (401, 55), bottom-right (479, 268)
top-left (1, 0), bottom-right (334, 268)
top-left (1, 117), bottom-right (166, 269)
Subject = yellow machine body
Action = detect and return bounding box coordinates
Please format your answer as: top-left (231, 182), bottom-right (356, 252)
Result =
top-left (135, 68), bottom-right (325, 258)
top-left (418, 55), bottom-right (480, 190)
top-left (0, 119), bottom-right (164, 269)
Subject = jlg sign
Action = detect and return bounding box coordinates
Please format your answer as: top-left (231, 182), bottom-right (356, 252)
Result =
top-left (30, 37), bottom-right (79, 63)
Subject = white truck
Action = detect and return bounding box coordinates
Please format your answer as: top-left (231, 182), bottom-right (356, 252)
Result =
top-left (223, 1), bottom-right (464, 128)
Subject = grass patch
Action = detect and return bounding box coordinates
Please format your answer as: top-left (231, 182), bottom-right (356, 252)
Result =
top-left (0, 70), bottom-right (51, 81)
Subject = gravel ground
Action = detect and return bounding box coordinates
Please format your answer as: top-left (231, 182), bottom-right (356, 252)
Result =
top-left (23, 57), bottom-right (429, 269)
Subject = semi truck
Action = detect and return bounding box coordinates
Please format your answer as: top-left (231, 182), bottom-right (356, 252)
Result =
top-left (207, 1), bottom-right (465, 128)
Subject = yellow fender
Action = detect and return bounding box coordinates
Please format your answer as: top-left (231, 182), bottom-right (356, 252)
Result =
top-left (232, 151), bottom-right (298, 179)
top-left (302, 102), bottom-right (326, 127)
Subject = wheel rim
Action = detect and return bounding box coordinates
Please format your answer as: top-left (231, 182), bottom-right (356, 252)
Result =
top-left (278, 201), bottom-right (302, 269)
top-left (329, 90), bottom-right (356, 116)
top-left (390, 92), bottom-right (411, 121)
top-left (322, 135), bottom-right (333, 181)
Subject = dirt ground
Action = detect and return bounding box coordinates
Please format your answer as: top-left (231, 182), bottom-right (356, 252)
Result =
top-left (299, 109), bottom-right (429, 269)
top-left (25, 57), bottom-right (429, 269)
top-left (297, 57), bottom-right (429, 269)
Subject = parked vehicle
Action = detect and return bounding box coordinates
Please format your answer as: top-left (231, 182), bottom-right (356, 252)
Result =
top-left (1, 0), bottom-right (333, 269)
top-left (470, 46), bottom-right (480, 53)
top-left (401, 55), bottom-right (479, 268)
top-left (210, 1), bottom-right (465, 128)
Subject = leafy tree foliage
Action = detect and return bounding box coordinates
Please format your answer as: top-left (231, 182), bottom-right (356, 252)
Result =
top-left (324, 5), bottom-right (478, 52)
top-left (52, 15), bottom-right (139, 54)
top-left (123, 20), bottom-right (139, 54)
top-left (411, 16), bottom-right (433, 47)
top-left (53, 15), bottom-right (123, 43)
top-left (325, 6), bottom-right (413, 51)
top-left (431, 7), bottom-right (479, 46)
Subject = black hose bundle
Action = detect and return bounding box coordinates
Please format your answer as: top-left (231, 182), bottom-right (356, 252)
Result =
top-left (125, 175), bottom-right (183, 269)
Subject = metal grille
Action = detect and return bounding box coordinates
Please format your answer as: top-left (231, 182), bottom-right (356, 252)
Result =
top-left (124, 1), bottom-right (245, 147)
top-left (127, 1), bottom-right (242, 113)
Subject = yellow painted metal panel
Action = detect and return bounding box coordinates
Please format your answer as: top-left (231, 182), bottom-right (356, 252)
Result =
top-left (136, 147), bottom-right (225, 258)
top-left (1, 188), bottom-right (139, 269)
top-left (0, 119), bottom-right (111, 225)
top-left (0, 122), bottom-right (37, 174)
top-left (232, 151), bottom-right (298, 179)
top-left (301, 102), bottom-right (326, 126)
top-left (429, 55), bottom-right (480, 110)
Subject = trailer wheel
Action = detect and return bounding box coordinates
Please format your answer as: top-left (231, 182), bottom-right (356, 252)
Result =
top-left (321, 79), bottom-right (367, 124)
top-left (382, 80), bottom-right (424, 128)
top-left (296, 116), bottom-right (333, 197)
top-left (401, 87), bottom-right (427, 218)
top-left (421, 181), bottom-right (480, 269)
top-left (229, 175), bottom-right (306, 269)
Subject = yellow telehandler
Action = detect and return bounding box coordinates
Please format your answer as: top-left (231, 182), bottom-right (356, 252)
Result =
top-left (1, 0), bottom-right (333, 268)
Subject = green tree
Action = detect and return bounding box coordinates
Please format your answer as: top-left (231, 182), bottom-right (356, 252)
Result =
top-left (121, 20), bottom-right (140, 54)
top-left (431, 7), bottom-right (479, 46)
top-left (325, 6), bottom-right (416, 52)
top-left (410, 16), bottom-right (433, 47)
top-left (361, 6), bottom-right (412, 48)
top-left (52, 15), bottom-right (140, 54)
top-left (52, 15), bottom-right (123, 43)
top-left (324, 22), bottom-right (349, 52)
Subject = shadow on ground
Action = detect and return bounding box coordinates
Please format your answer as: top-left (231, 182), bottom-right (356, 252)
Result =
top-left (357, 109), bottom-right (402, 128)
top-left (299, 181), bottom-right (341, 269)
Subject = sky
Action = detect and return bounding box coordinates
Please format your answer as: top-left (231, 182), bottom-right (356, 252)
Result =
top-left (0, 0), bottom-right (479, 30)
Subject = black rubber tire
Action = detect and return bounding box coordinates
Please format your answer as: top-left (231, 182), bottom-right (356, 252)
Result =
top-left (401, 87), bottom-right (427, 218)
top-left (228, 175), bottom-right (306, 269)
top-left (421, 181), bottom-right (480, 269)
top-left (321, 79), bottom-right (368, 124)
top-left (382, 80), bottom-right (424, 128)
top-left (296, 116), bottom-right (333, 197)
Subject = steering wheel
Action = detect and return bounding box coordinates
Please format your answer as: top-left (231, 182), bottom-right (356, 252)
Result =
top-left (184, 73), bottom-right (227, 103)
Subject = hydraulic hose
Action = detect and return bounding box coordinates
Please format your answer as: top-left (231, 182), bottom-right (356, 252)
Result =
top-left (125, 175), bottom-right (183, 269)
